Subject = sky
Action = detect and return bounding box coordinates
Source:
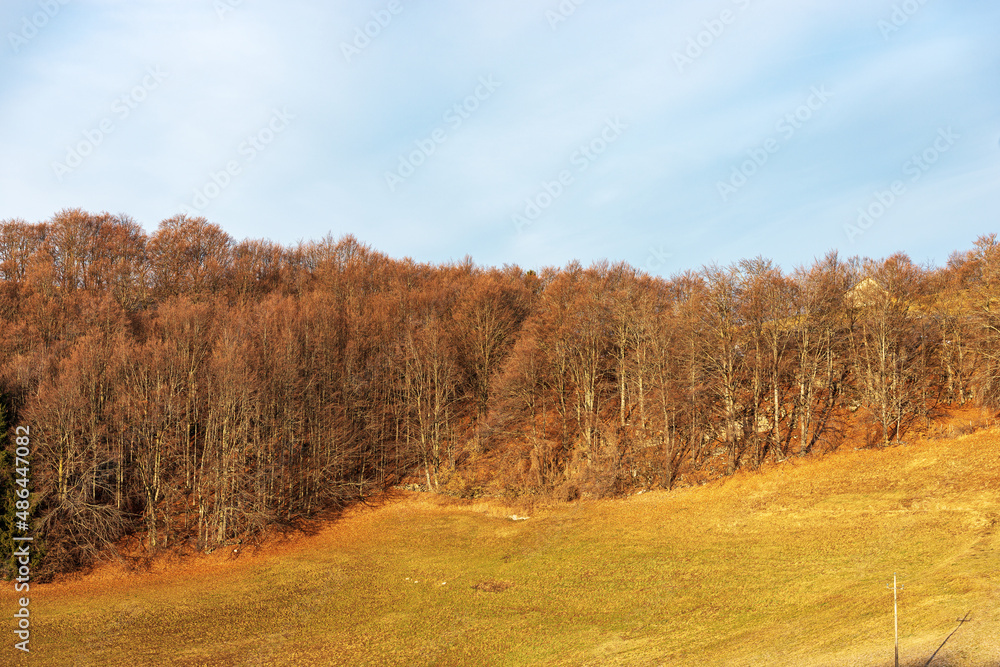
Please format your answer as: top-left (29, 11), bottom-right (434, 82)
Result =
top-left (1, 0), bottom-right (997, 277)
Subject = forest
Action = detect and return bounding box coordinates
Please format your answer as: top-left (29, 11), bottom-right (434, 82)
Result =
top-left (0, 209), bottom-right (997, 579)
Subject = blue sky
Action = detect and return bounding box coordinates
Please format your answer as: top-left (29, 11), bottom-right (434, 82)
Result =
top-left (1, 0), bottom-right (997, 276)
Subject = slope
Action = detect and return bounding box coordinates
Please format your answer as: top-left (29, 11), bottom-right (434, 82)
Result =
top-left (2, 427), bottom-right (998, 666)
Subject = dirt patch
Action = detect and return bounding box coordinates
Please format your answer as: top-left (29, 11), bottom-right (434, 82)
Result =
top-left (472, 578), bottom-right (513, 593)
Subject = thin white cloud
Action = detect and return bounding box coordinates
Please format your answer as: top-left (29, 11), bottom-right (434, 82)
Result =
top-left (0, 0), bottom-right (996, 275)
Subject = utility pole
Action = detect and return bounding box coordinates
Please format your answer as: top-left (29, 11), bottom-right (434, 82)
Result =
top-left (887, 573), bottom-right (904, 667)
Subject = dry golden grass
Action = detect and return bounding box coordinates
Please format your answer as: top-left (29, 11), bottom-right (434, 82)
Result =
top-left (2, 425), bottom-right (999, 666)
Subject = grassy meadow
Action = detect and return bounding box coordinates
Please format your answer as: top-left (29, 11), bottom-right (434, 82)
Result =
top-left (3, 427), bottom-right (999, 666)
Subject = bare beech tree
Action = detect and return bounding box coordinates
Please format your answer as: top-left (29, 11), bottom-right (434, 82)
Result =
top-left (148, 215), bottom-right (232, 299)
top-left (739, 258), bottom-right (797, 466)
top-left (851, 254), bottom-right (928, 446)
top-left (700, 264), bottom-right (747, 474)
top-left (967, 234), bottom-right (1000, 406)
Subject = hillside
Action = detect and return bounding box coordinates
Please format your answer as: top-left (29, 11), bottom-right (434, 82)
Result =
top-left (3, 214), bottom-right (1000, 580)
top-left (2, 422), bottom-right (998, 666)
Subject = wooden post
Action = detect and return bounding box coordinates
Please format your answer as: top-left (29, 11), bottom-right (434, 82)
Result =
top-left (887, 573), bottom-right (903, 667)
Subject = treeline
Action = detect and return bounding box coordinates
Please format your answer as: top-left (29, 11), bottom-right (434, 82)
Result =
top-left (0, 209), bottom-right (997, 578)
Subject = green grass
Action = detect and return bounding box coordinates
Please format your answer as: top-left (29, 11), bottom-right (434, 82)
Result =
top-left (3, 428), bottom-right (999, 666)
